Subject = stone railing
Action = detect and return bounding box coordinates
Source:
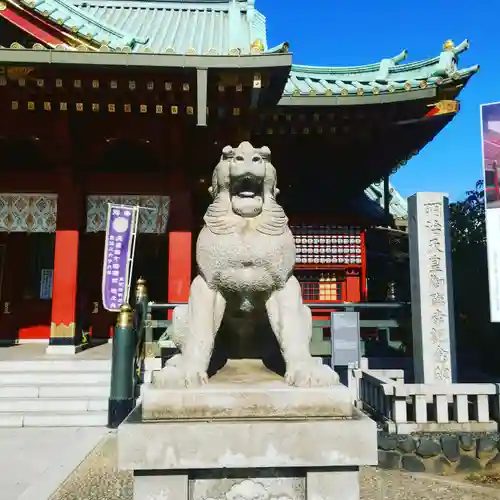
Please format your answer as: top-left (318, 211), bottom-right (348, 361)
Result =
top-left (359, 369), bottom-right (500, 434)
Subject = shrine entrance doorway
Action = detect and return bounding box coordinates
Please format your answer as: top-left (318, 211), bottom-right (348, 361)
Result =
top-left (0, 194), bottom-right (57, 343)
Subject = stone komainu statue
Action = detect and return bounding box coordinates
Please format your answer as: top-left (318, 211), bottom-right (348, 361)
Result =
top-left (156, 142), bottom-right (340, 388)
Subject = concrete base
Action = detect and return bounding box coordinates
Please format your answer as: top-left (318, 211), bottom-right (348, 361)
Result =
top-left (131, 470), bottom-right (361, 500)
top-left (119, 360), bottom-right (377, 500)
top-left (45, 345), bottom-right (83, 355)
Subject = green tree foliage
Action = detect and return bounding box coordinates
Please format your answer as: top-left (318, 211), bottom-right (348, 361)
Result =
top-left (449, 180), bottom-right (486, 247)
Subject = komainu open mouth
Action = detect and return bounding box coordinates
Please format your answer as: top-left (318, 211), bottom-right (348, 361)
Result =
top-left (230, 174), bottom-right (264, 199)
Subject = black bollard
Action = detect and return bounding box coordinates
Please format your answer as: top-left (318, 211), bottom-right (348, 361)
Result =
top-left (108, 303), bottom-right (136, 429)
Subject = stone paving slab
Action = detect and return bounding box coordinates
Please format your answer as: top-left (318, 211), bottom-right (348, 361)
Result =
top-left (0, 427), bottom-right (110, 500)
top-left (0, 343), bottom-right (112, 361)
top-left (50, 434), bottom-right (500, 500)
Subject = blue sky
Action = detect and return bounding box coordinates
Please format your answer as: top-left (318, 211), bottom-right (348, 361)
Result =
top-left (261, 0), bottom-right (494, 201)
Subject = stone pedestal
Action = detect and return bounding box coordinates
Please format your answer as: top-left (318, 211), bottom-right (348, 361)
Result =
top-left (118, 360), bottom-right (377, 500)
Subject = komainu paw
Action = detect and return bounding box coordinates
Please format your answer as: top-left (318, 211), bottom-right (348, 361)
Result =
top-left (285, 361), bottom-right (340, 387)
top-left (153, 364), bottom-right (209, 388)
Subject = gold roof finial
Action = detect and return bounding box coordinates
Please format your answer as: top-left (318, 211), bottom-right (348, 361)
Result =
top-left (443, 39), bottom-right (455, 51)
top-left (250, 39), bottom-right (264, 54)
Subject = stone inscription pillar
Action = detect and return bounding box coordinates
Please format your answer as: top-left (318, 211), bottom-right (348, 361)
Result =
top-left (408, 192), bottom-right (457, 383)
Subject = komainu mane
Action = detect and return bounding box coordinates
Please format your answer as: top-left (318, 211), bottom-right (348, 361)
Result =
top-left (156, 142), bottom-right (340, 388)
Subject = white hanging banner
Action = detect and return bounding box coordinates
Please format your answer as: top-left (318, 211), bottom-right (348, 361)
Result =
top-left (101, 204), bottom-right (139, 312)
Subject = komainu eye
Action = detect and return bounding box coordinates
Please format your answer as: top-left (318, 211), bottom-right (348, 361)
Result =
top-left (252, 156), bottom-right (261, 162)
top-left (236, 155), bottom-right (244, 162)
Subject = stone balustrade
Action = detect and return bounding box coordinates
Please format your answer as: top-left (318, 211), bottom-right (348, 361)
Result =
top-left (359, 369), bottom-right (500, 434)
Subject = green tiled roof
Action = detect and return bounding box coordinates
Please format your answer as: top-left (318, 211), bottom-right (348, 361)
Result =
top-left (19, 0), bottom-right (148, 49)
top-left (24, 0), bottom-right (477, 100)
top-left (284, 40), bottom-right (478, 98)
top-left (69, 0), bottom-right (269, 54)
top-left (18, 0), bottom-right (479, 106)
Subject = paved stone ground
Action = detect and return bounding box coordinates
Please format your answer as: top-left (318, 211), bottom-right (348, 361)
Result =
top-left (0, 427), bottom-right (110, 500)
top-left (0, 343), bottom-right (112, 360)
top-left (51, 434), bottom-right (500, 500)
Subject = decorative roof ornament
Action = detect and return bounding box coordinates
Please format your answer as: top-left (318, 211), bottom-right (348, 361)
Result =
top-left (267, 42), bottom-right (290, 54)
top-left (434, 39), bottom-right (468, 78)
top-left (443, 39), bottom-right (455, 51)
top-left (376, 49), bottom-right (407, 83)
top-left (250, 39), bottom-right (264, 54)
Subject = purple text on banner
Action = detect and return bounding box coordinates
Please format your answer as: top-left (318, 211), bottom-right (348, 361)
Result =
top-left (102, 205), bottom-right (136, 312)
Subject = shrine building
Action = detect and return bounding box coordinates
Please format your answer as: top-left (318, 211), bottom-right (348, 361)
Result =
top-left (0, 0), bottom-right (478, 350)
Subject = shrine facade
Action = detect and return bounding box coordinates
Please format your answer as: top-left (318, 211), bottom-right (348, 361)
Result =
top-left (0, 0), bottom-right (478, 348)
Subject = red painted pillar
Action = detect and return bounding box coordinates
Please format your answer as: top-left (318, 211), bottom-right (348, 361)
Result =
top-left (345, 272), bottom-right (361, 303)
top-left (167, 191), bottom-right (192, 315)
top-left (48, 171), bottom-right (82, 352)
top-left (168, 232), bottom-right (192, 303)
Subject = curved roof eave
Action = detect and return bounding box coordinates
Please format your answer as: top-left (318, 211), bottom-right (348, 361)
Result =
top-left (288, 39), bottom-right (475, 90)
top-left (283, 40), bottom-right (478, 99)
top-left (292, 49), bottom-right (408, 75)
top-left (283, 66), bottom-right (478, 100)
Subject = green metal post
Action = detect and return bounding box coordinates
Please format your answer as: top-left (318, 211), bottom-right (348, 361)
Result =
top-left (108, 303), bottom-right (136, 429)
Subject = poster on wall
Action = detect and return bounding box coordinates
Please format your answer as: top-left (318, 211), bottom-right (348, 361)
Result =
top-left (101, 204), bottom-right (139, 312)
top-left (39, 269), bottom-right (53, 300)
top-left (481, 102), bottom-right (500, 321)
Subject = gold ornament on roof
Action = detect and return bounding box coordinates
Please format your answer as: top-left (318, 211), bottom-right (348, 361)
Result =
top-left (0, 2), bottom-right (7, 11)
top-left (443, 39), bottom-right (455, 50)
top-left (250, 39), bottom-right (264, 53)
